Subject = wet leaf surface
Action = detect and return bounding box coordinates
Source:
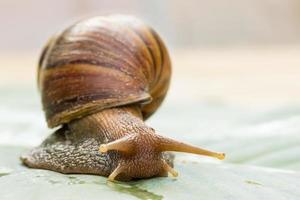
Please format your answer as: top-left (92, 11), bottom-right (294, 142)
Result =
top-left (0, 146), bottom-right (300, 200)
top-left (1, 87), bottom-right (300, 199)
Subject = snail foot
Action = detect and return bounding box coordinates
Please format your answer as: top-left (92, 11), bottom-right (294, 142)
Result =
top-left (20, 127), bottom-right (113, 176)
top-left (20, 127), bottom-right (175, 181)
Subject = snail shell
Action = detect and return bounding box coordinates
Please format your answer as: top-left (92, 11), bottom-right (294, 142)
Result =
top-left (38, 15), bottom-right (171, 128)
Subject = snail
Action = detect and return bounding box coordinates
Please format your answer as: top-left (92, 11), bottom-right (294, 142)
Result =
top-left (21, 15), bottom-right (225, 181)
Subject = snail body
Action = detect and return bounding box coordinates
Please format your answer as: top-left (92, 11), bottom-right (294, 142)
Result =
top-left (21, 15), bottom-right (224, 181)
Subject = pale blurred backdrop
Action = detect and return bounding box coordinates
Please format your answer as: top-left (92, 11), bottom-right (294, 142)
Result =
top-left (1, 0), bottom-right (300, 171)
top-left (2, 0), bottom-right (300, 50)
top-left (1, 0), bottom-right (300, 107)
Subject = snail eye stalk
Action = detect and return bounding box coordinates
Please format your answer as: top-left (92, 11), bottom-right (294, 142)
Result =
top-left (156, 135), bottom-right (225, 160)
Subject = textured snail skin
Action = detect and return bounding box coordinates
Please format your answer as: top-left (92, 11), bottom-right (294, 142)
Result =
top-left (21, 15), bottom-right (225, 181)
top-left (22, 106), bottom-right (174, 180)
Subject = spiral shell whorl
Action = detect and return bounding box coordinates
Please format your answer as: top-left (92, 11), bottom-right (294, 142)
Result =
top-left (38, 16), bottom-right (171, 128)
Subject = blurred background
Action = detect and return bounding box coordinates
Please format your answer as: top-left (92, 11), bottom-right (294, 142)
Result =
top-left (1, 0), bottom-right (300, 106)
top-left (0, 0), bottom-right (300, 172)
top-left (2, 0), bottom-right (300, 50)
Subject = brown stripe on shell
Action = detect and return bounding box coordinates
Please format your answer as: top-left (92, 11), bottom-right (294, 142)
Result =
top-left (100, 17), bottom-right (155, 84)
top-left (102, 16), bottom-right (170, 119)
top-left (45, 18), bottom-right (153, 83)
top-left (125, 22), bottom-right (163, 89)
top-left (141, 29), bottom-right (171, 119)
top-left (41, 64), bottom-right (151, 127)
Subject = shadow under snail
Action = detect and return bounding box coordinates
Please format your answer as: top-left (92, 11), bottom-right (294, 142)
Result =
top-left (21, 15), bottom-right (225, 181)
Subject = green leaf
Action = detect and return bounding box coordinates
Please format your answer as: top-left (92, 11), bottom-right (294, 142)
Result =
top-left (1, 87), bottom-right (300, 199)
top-left (0, 146), bottom-right (299, 200)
